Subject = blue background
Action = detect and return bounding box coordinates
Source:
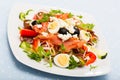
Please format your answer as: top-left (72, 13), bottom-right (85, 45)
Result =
top-left (0, 0), bottom-right (120, 80)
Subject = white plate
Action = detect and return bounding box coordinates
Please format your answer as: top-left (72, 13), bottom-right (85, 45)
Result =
top-left (7, 3), bottom-right (110, 77)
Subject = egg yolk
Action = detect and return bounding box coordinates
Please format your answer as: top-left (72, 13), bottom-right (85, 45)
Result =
top-left (49, 21), bottom-right (58, 29)
top-left (57, 55), bottom-right (69, 66)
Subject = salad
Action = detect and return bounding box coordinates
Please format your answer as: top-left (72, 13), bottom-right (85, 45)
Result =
top-left (19, 9), bottom-right (107, 69)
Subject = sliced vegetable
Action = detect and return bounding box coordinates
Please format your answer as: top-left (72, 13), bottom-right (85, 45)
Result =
top-left (77, 15), bottom-right (83, 18)
top-left (78, 57), bottom-right (86, 67)
top-left (79, 23), bottom-right (94, 30)
top-left (19, 42), bottom-right (35, 55)
top-left (97, 51), bottom-right (107, 59)
top-left (20, 29), bottom-right (38, 37)
top-left (36, 14), bottom-right (50, 23)
top-left (28, 53), bottom-right (42, 62)
top-left (89, 46), bottom-right (108, 59)
top-left (26, 9), bottom-right (33, 15)
top-left (19, 9), bottom-right (33, 21)
top-left (68, 12), bottom-right (74, 18)
top-left (60, 44), bottom-right (66, 51)
top-left (85, 52), bottom-right (96, 66)
top-left (19, 12), bottom-right (26, 21)
top-left (19, 41), bottom-right (31, 50)
top-left (33, 38), bottom-right (40, 50)
top-left (49, 9), bottom-right (64, 16)
top-left (20, 41), bottom-right (52, 66)
top-left (37, 46), bottom-right (52, 67)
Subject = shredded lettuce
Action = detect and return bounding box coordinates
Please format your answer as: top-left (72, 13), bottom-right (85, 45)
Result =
top-left (19, 41), bottom-right (52, 67)
top-left (36, 14), bottom-right (50, 23)
top-left (49, 9), bottom-right (64, 16)
top-left (79, 23), bottom-right (94, 30)
top-left (60, 44), bottom-right (66, 51)
top-left (68, 12), bottom-right (74, 18)
top-left (77, 15), bottom-right (83, 18)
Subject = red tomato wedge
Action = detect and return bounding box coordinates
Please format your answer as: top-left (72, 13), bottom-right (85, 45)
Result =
top-left (33, 38), bottom-right (40, 50)
top-left (20, 29), bottom-right (38, 37)
top-left (85, 52), bottom-right (96, 66)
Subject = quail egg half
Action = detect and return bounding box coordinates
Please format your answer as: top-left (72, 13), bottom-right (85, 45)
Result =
top-left (54, 54), bottom-right (70, 68)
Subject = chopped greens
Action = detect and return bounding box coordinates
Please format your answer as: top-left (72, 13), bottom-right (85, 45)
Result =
top-left (48, 56), bottom-right (52, 67)
top-left (19, 9), bottom-right (33, 21)
top-left (85, 33), bottom-right (91, 37)
top-left (19, 41), bottom-right (52, 67)
top-left (19, 12), bottom-right (26, 21)
top-left (80, 23), bottom-right (94, 30)
top-left (67, 56), bottom-right (79, 69)
top-left (49, 9), bottom-right (64, 16)
top-left (91, 38), bottom-right (98, 43)
top-left (18, 26), bottom-right (22, 30)
top-left (36, 13), bottom-right (50, 23)
top-left (28, 53), bottom-right (42, 62)
top-left (78, 15), bottom-right (83, 18)
top-left (68, 13), bottom-right (74, 18)
top-left (78, 57), bottom-right (86, 67)
top-left (60, 44), bottom-right (66, 51)
top-left (26, 9), bottom-right (33, 15)
top-left (90, 65), bottom-right (97, 71)
top-left (37, 46), bottom-right (51, 57)
top-left (19, 41), bottom-right (31, 51)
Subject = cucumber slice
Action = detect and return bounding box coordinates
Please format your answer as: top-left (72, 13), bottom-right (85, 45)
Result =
top-left (97, 51), bottom-right (107, 59)
top-left (19, 41), bottom-right (31, 49)
top-left (86, 45), bottom-right (108, 59)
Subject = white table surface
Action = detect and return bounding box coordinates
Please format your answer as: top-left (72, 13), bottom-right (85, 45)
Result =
top-left (0, 0), bottom-right (120, 80)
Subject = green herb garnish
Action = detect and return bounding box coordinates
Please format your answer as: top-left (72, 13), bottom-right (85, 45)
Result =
top-left (67, 56), bottom-right (79, 69)
top-left (92, 38), bottom-right (98, 43)
top-left (28, 53), bottom-right (42, 62)
top-left (26, 9), bottom-right (33, 15)
top-left (36, 13), bottom-right (50, 23)
top-left (18, 27), bottom-right (22, 30)
top-left (90, 65), bottom-right (97, 71)
top-left (49, 9), bottom-right (64, 16)
top-left (79, 57), bottom-right (86, 67)
top-left (68, 12), bottom-right (74, 18)
top-left (19, 9), bottom-right (33, 21)
top-left (19, 41), bottom-right (52, 67)
top-left (85, 33), bottom-right (91, 37)
top-left (78, 15), bottom-right (83, 18)
top-left (60, 44), bottom-right (66, 51)
top-left (80, 23), bottom-right (94, 30)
